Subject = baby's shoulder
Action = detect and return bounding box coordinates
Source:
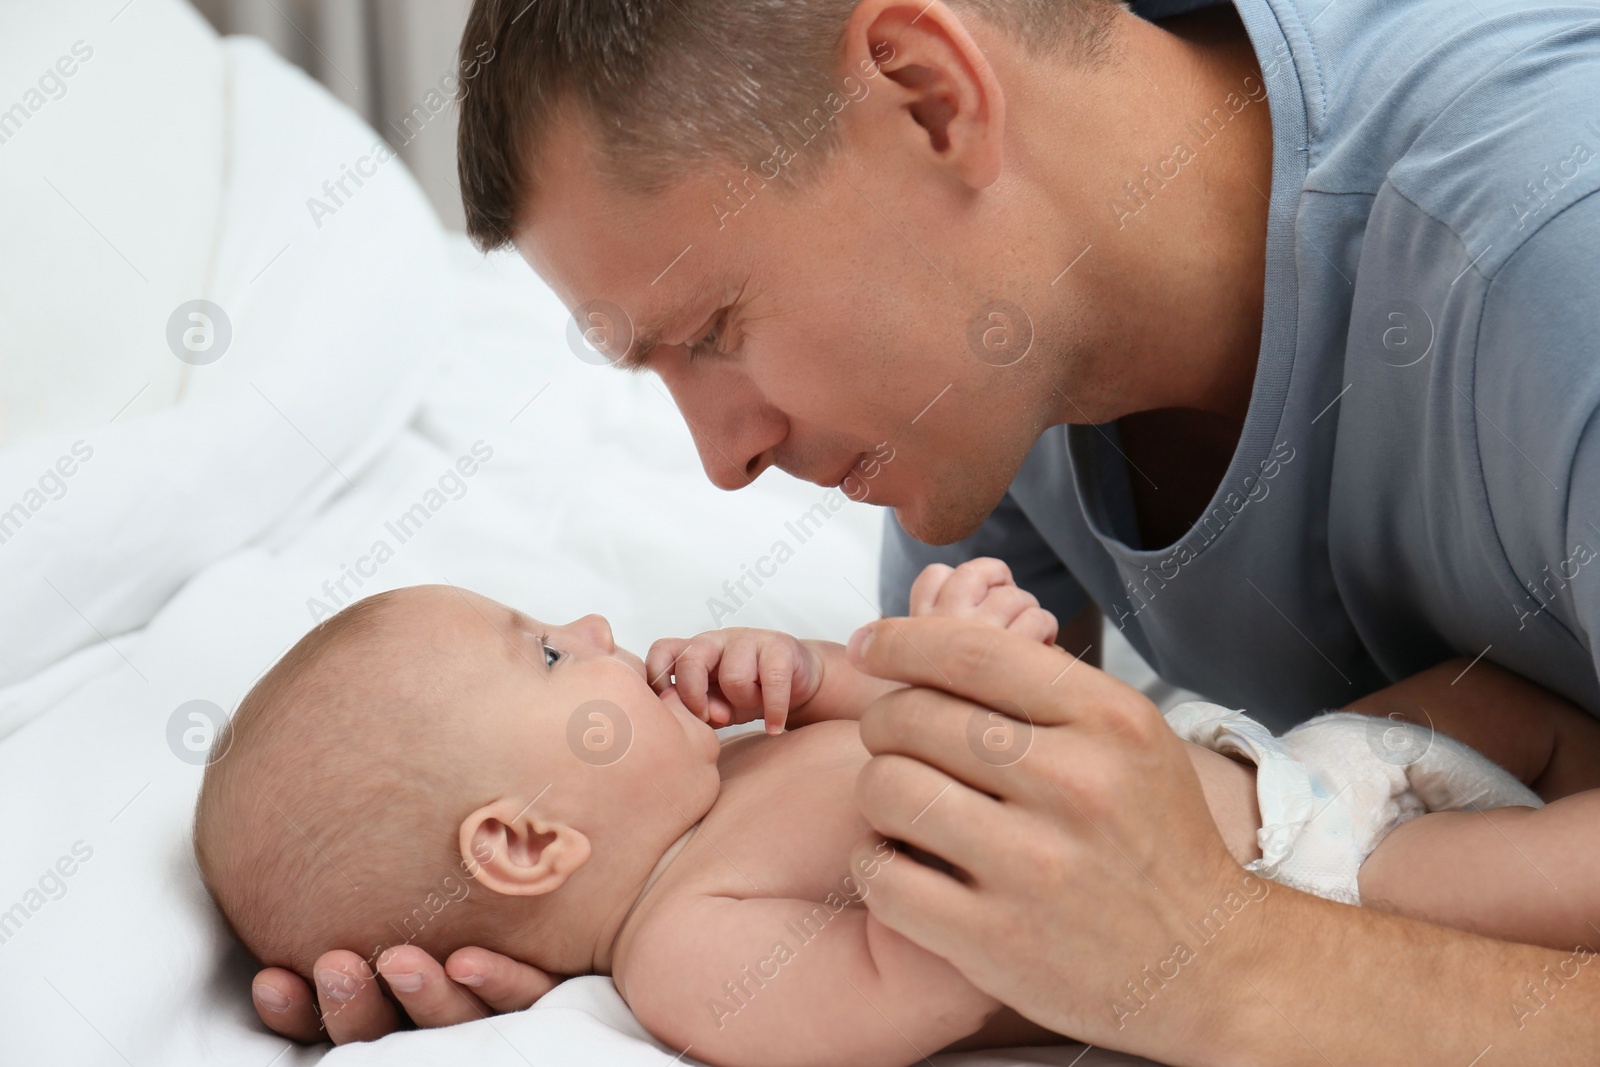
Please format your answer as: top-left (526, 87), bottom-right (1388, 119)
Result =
top-left (611, 890), bottom-right (742, 1011)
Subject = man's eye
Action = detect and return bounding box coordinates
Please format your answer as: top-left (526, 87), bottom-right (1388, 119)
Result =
top-left (686, 315), bottom-right (725, 362)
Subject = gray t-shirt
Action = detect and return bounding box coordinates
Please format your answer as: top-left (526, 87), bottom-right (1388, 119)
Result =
top-left (881, 0), bottom-right (1600, 731)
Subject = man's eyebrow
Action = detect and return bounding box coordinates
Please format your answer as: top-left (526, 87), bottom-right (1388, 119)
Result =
top-left (616, 318), bottom-right (669, 374)
top-left (612, 273), bottom-right (725, 373)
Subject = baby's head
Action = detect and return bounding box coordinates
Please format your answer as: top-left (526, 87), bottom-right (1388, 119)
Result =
top-left (193, 585), bottom-right (721, 980)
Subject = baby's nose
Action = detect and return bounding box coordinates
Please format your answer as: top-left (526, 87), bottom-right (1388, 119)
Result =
top-left (571, 613), bottom-right (615, 653)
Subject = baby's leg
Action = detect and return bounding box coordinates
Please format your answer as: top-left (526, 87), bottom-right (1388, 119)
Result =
top-left (1184, 741), bottom-right (1265, 867)
top-left (1358, 794), bottom-right (1600, 951)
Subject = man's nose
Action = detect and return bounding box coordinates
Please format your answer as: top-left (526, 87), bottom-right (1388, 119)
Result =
top-left (657, 367), bottom-right (784, 491)
top-left (570, 614), bottom-right (615, 653)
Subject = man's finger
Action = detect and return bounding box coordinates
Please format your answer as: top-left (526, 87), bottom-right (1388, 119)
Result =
top-left (854, 751), bottom-right (1005, 870)
top-left (445, 947), bottom-right (563, 1012)
top-left (849, 836), bottom-right (976, 967)
top-left (846, 615), bottom-right (1136, 727)
top-left (252, 968), bottom-right (324, 1044)
top-left (856, 685), bottom-right (1035, 797)
top-left (375, 944), bottom-right (489, 1029)
top-left (315, 950), bottom-right (401, 1044)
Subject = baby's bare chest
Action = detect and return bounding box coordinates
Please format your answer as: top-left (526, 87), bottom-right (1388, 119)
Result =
top-left (685, 721), bottom-right (880, 904)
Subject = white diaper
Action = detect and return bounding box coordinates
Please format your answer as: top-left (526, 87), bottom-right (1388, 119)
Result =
top-left (1166, 702), bottom-right (1545, 905)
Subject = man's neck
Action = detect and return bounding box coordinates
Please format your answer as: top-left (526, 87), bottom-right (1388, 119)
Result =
top-left (1047, 4), bottom-right (1273, 425)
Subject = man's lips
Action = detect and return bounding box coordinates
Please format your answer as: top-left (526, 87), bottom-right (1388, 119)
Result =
top-left (776, 452), bottom-right (894, 505)
top-left (786, 453), bottom-right (866, 491)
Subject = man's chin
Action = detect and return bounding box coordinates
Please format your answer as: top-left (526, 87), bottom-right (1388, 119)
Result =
top-left (891, 499), bottom-right (991, 547)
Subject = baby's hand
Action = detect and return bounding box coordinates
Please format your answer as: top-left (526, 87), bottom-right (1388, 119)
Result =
top-left (909, 557), bottom-right (1059, 645)
top-left (646, 628), bottom-right (823, 734)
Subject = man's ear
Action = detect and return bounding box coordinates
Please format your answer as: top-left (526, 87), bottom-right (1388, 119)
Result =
top-left (846, 0), bottom-right (1006, 189)
top-left (459, 798), bottom-right (591, 897)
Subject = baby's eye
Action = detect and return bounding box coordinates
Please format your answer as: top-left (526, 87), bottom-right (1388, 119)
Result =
top-left (540, 638), bottom-right (562, 668)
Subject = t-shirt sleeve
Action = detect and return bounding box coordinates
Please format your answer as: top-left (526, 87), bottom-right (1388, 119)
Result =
top-left (878, 493), bottom-right (1092, 621)
top-left (1475, 189), bottom-right (1600, 666)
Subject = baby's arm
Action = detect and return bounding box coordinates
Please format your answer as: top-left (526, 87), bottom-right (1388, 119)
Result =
top-left (787, 639), bottom-right (903, 727)
top-left (659, 559), bottom-right (1066, 731)
top-left (794, 558), bottom-right (1064, 727)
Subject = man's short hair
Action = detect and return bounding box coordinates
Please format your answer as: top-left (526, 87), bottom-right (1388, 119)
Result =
top-left (456, 0), bottom-right (1127, 251)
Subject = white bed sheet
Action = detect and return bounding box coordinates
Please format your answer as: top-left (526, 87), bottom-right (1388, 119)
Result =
top-left (0, 15), bottom-right (1171, 1067)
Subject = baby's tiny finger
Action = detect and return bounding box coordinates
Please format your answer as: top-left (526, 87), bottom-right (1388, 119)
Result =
top-left (907, 562), bottom-right (955, 617)
top-left (660, 686), bottom-right (708, 723)
top-left (1011, 606), bottom-right (1060, 646)
top-left (936, 558), bottom-right (1014, 614)
top-left (761, 647), bottom-right (793, 734)
top-left (717, 637), bottom-right (763, 711)
top-left (675, 646), bottom-right (713, 719)
top-left (974, 585), bottom-right (1036, 629)
top-left (645, 639), bottom-right (687, 692)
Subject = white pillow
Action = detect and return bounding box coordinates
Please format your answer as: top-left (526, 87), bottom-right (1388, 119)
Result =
top-left (0, 0), bottom-right (224, 446)
top-left (0, 18), bottom-right (450, 692)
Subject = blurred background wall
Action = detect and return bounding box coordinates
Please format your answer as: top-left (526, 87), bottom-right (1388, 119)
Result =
top-left (191, 0), bottom-right (474, 230)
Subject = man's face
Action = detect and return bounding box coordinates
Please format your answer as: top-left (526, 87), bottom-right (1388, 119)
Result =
top-left (516, 106), bottom-right (1070, 546)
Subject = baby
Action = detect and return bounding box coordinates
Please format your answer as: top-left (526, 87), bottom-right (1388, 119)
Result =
top-left (194, 561), bottom-right (1600, 1067)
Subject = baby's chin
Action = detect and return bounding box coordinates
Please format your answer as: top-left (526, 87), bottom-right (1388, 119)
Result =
top-left (658, 687), bottom-right (722, 762)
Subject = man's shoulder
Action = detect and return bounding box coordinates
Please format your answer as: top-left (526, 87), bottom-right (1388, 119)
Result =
top-left (1469, 189), bottom-right (1600, 473)
top-left (1309, 0), bottom-right (1600, 276)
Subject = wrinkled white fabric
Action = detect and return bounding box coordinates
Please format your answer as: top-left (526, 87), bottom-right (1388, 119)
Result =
top-left (1167, 703), bottom-right (1543, 905)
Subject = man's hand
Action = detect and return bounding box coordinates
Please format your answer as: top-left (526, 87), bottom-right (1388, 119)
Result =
top-left (843, 614), bottom-right (1246, 1048)
top-left (251, 944), bottom-right (560, 1045)
top-left (843, 615), bottom-right (1600, 1064)
top-left (646, 627), bottom-right (824, 734)
top-left (908, 557), bottom-right (1060, 645)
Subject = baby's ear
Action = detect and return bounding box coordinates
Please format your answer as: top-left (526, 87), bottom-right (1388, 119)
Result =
top-left (460, 799), bottom-right (591, 897)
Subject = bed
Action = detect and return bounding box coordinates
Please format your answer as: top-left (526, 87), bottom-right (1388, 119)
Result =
top-left (0, 2), bottom-right (1172, 1063)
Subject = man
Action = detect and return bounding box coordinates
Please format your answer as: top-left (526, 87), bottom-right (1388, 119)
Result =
top-left (253, 0), bottom-right (1600, 1060)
